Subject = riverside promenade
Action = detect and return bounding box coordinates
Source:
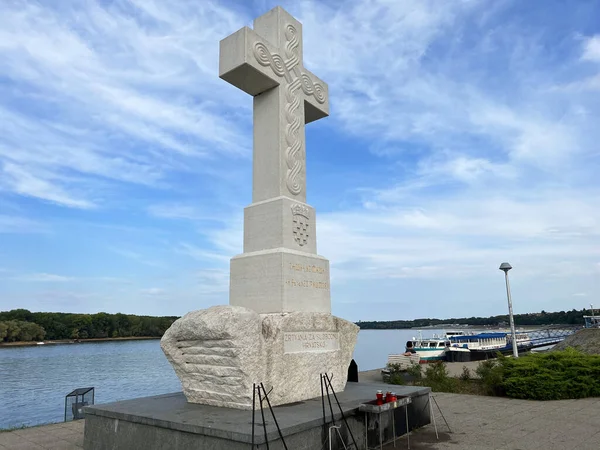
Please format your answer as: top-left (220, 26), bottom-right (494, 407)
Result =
top-left (3, 369), bottom-right (599, 450)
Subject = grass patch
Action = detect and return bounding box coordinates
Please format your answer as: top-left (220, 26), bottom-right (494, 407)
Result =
top-left (387, 361), bottom-right (489, 395)
top-left (386, 348), bottom-right (600, 401)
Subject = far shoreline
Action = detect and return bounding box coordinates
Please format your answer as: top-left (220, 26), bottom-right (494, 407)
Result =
top-left (1, 324), bottom-right (576, 347)
top-left (0, 336), bottom-right (161, 348)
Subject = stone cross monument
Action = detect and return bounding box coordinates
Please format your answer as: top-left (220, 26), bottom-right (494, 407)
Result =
top-left (221, 5), bottom-right (331, 315)
top-left (161, 6), bottom-right (359, 410)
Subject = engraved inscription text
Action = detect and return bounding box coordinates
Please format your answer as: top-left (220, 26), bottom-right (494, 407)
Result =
top-left (283, 332), bottom-right (340, 353)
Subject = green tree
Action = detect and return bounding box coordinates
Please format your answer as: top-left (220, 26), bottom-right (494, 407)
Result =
top-left (0, 309), bottom-right (33, 322)
top-left (17, 322), bottom-right (46, 341)
top-left (5, 320), bottom-right (21, 342)
top-left (0, 322), bottom-right (8, 341)
top-left (91, 313), bottom-right (112, 338)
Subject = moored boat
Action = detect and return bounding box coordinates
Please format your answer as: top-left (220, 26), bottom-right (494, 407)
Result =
top-left (404, 330), bottom-right (466, 362)
top-left (445, 331), bottom-right (532, 362)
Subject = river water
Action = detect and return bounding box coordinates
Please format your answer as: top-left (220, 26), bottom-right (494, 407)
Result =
top-left (0, 329), bottom-right (436, 429)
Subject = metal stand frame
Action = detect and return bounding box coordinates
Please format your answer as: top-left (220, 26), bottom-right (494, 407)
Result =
top-left (320, 373), bottom-right (359, 449)
top-left (250, 383), bottom-right (289, 450)
top-left (427, 392), bottom-right (452, 439)
top-left (329, 425), bottom-right (349, 450)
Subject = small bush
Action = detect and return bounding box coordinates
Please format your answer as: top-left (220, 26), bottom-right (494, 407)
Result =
top-left (421, 361), bottom-right (460, 393)
top-left (475, 357), bottom-right (506, 396)
top-left (406, 363), bottom-right (423, 380)
top-left (459, 366), bottom-right (471, 381)
top-left (385, 362), bottom-right (421, 385)
top-left (424, 361), bottom-right (449, 382)
top-left (501, 348), bottom-right (600, 400)
top-left (388, 361), bottom-right (489, 395)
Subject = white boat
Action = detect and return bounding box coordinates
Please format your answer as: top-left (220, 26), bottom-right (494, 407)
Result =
top-left (403, 330), bottom-right (469, 362)
top-left (445, 331), bottom-right (532, 362)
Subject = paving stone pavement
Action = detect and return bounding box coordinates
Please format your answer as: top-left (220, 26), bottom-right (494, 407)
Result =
top-left (0, 420), bottom-right (83, 450)
top-left (2, 393), bottom-right (599, 449)
top-left (385, 393), bottom-right (600, 450)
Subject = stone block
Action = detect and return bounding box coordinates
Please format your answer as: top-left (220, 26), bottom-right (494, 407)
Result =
top-left (230, 249), bottom-right (330, 314)
top-left (243, 196), bottom-right (317, 254)
top-left (161, 305), bottom-right (358, 408)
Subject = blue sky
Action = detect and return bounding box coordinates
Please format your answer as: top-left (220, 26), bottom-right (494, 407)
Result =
top-left (1, 0), bottom-right (599, 321)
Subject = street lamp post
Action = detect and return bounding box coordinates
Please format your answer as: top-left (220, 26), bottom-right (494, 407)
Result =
top-left (499, 262), bottom-right (519, 358)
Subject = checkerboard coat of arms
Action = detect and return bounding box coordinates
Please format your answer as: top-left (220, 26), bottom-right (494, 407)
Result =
top-left (291, 203), bottom-right (310, 247)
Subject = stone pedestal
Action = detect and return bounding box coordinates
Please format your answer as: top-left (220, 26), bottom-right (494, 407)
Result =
top-left (242, 197), bottom-right (317, 254)
top-left (230, 249), bottom-right (330, 314)
top-left (161, 306), bottom-right (358, 409)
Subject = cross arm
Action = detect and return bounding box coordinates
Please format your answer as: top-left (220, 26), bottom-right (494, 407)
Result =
top-left (219, 27), bottom-right (282, 96)
top-left (301, 68), bottom-right (329, 124)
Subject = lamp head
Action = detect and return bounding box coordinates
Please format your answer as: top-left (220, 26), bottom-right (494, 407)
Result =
top-left (499, 262), bottom-right (512, 273)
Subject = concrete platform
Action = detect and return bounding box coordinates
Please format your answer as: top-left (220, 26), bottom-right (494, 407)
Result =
top-left (83, 382), bottom-right (432, 450)
top-left (4, 390), bottom-right (600, 449)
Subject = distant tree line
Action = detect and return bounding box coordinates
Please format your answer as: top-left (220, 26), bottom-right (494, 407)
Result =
top-left (1, 307), bottom-right (592, 341)
top-left (0, 309), bottom-right (179, 342)
top-left (0, 320), bottom-right (46, 342)
top-left (357, 308), bottom-right (594, 330)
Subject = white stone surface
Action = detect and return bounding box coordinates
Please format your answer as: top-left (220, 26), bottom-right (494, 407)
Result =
top-left (219, 6), bottom-right (329, 204)
top-left (230, 248), bottom-right (331, 314)
top-left (161, 306), bottom-right (359, 409)
top-left (243, 196), bottom-right (317, 254)
top-left (221, 5), bottom-right (331, 317)
top-left (162, 6), bottom-right (359, 409)
top-left (160, 306), bottom-right (264, 409)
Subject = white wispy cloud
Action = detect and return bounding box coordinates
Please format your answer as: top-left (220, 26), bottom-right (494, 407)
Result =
top-left (177, 242), bottom-right (231, 264)
top-left (14, 273), bottom-right (74, 282)
top-left (0, 214), bottom-right (45, 234)
top-left (298, 0), bottom-right (596, 173)
top-left (140, 287), bottom-right (166, 296)
top-left (109, 247), bottom-right (165, 268)
top-left (1, 162), bottom-right (95, 209)
top-left (0, 0), bottom-right (251, 209)
top-left (196, 269), bottom-right (229, 295)
top-left (582, 35), bottom-right (600, 62)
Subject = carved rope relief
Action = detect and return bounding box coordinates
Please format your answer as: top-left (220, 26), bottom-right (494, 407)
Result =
top-left (252, 24), bottom-right (325, 197)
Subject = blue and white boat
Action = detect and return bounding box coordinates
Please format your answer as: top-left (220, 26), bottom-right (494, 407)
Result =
top-left (445, 331), bottom-right (532, 362)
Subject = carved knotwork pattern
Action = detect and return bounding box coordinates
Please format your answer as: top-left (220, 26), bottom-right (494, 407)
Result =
top-left (252, 24), bottom-right (326, 197)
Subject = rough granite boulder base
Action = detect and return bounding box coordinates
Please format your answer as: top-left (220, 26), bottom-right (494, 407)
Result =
top-left (161, 305), bottom-right (359, 409)
top-left (160, 306), bottom-right (264, 409)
